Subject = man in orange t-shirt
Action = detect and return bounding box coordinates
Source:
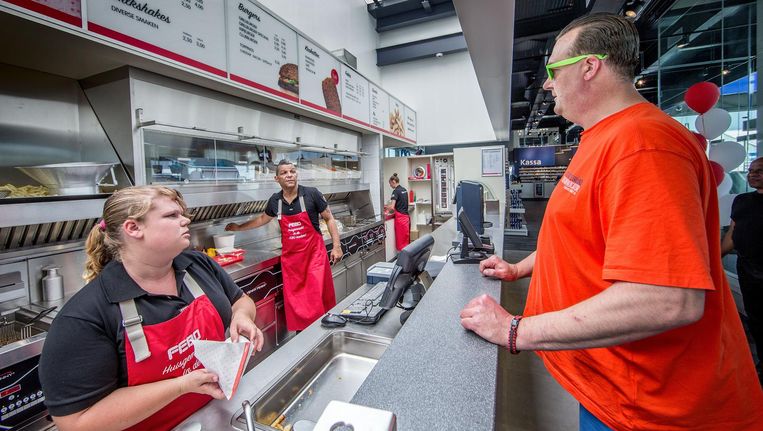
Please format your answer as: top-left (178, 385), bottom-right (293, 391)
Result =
top-left (460, 13), bottom-right (763, 431)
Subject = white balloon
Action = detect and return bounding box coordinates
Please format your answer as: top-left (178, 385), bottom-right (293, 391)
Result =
top-left (695, 108), bottom-right (732, 140)
top-left (709, 141), bottom-right (746, 171)
top-left (718, 193), bottom-right (738, 227)
top-left (717, 173), bottom-right (732, 196)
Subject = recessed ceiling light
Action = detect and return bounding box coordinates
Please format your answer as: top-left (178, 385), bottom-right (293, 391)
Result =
top-left (435, 52), bottom-right (444, 58)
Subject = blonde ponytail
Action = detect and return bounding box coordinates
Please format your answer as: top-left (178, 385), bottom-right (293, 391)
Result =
top-left (83, 224), bottom-right (112, 282)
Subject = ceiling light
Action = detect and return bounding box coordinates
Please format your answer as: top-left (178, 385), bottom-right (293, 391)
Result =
top-left (636, 79), bottom-right (645, 87)
top-left (435, 52), bottom-right (444, 58)
top-left (722, 69), bottom-right (730, 75)
top-left (676, 37), bottom-right (690, 49)
top-left (624, 9), bottom-right (637, 18)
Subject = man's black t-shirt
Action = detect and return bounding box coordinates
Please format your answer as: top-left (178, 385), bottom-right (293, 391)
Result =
top-left (38, 251), bottom-right (242, 417)
top-left (264, 185), bottom-right (328, 233)
top-left (731, 191), bottom-right (763, 268)
top-left (390, 185), bottom-right (409, 215)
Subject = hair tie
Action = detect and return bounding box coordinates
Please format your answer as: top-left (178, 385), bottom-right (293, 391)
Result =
top-left (98, 220), bottom-right (107, 231)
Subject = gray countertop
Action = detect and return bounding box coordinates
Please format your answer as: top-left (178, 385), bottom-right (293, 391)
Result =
top-left (351, 213), bottom-right (503, 430)
top-left (176, 212), bottom-right (504, 430)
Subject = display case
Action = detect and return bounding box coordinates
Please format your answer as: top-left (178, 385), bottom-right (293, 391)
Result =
top-left (142, 129), bottom-right (361, 186)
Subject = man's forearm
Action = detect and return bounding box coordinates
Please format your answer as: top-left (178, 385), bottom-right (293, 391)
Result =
top-left (327, 219), bottom-right (341, 248)
top-left (517, 281), bottom-right (705, 351)
top-left (237, 214), bottom-right (271, 230)
top-left (516, 251), bottom-right (536, 279)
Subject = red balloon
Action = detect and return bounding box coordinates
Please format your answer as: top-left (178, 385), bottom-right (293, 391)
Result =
top-left (692, 132), bottom-right (708, 151)
top-left (709, 160), bottom-right (724, 186)
top-left (685, 82), bottom-right (720, 114)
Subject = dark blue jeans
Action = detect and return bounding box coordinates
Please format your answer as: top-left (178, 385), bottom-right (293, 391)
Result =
top-left (580, 405), bottom-right (613, 431)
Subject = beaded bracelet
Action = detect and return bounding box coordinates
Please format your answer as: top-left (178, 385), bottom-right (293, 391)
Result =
top-left (508, 315), bottom-right (524, 354)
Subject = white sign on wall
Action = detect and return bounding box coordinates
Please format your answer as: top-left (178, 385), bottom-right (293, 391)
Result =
top-left (369, 83), bottom-right (389, 131)
top-left (404, 105), bottom-right (417, 142)
top-left (298, 36), bottom-right (342, 116)
top-left (340, 64), bottom-right (369, 125)
top-left (86, 0), bottom-right (226, 76)
top-left (227, 1), bottom-right (299, 101)
top-left (388, 96), bottom-right (405, 138)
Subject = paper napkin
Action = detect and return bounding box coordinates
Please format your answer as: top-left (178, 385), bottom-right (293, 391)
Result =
top-left (192, 338), bottom-right (252, 399)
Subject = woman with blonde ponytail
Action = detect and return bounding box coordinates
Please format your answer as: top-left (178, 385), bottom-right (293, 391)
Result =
top-left (39, 185), bottom-right (265, 431)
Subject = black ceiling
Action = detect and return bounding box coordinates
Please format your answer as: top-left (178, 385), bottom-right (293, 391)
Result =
top-left (368, 0), bottom-right (757, 134)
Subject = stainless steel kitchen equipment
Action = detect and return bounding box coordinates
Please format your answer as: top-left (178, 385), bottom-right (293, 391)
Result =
top-left (41, 266), bottom-right (64, 302)
top-left (0, 310), bottom-right (49, 430)
top-left (16, 162), bottom-right (118, 195)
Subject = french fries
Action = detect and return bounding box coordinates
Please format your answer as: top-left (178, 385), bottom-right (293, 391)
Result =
top-left (0, 184), bottom-right (49, 197)
top-left (389, 109), bottom-right (405, 136)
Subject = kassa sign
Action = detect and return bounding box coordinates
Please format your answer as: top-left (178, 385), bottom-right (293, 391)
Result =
top-left (514, 147), bottom-right (555, 167)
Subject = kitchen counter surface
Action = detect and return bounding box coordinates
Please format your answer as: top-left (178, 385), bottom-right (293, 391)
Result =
top-left (350, 213), bottom-right (503, 430)
top-left (176, 212), bottom-right (503, 430)
top-left (176, 282), bottom-right (406, 430)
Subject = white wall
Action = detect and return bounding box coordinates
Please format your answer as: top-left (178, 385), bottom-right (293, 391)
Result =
top-left (381, 52), bottom-right (495, 145)
top-left (257, 0), bottom-right (381, 83)
top-left (453, 146), bottom-right (505, 210)
top-left (378, 15), bottom-right (462, 47)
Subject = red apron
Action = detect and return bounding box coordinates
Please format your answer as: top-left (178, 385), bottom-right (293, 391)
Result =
top-left (278, 196), bottom-right (336, 331)
top-left (394, 210), bottom-right (410, 251)
top-left (122, 273), bottom-right (225, 431)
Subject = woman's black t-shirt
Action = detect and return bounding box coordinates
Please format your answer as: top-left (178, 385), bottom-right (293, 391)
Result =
top-left (390, 185), bottom-right (409, 215)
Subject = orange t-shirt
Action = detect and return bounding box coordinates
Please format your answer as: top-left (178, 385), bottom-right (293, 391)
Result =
top-left (524, 102), bottom-right (763, 430)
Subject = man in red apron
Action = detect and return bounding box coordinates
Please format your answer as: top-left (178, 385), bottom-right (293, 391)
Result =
top-left (226, 160), bottom-right (342, 330)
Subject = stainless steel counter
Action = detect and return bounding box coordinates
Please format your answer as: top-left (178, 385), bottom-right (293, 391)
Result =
top-left (175, 283), bottom-right (405, 430)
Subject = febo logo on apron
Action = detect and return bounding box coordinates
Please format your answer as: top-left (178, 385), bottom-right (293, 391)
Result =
top-left (119, 272), bottom-right (224, 431)
top-left (277, 195), bottom-right (336, 331)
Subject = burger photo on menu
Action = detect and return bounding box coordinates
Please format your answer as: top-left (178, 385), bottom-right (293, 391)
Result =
top-left (277, 63), bottom-right (299, 97)
top-left (322, 77), bottom-right (342, 114)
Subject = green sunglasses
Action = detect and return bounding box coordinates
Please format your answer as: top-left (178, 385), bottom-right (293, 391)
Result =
top-left (545, 54), bottom-right (608, 80)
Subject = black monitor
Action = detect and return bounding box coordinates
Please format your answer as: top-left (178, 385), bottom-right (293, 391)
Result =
top-left (379, 234), bottom-right (434, 310)
top-left (452, 208), bottom-right (494, 264)
top-left (456, 180), bottom-right (485, 234)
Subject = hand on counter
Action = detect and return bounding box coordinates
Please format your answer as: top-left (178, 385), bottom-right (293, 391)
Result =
top-left (178, 369), bottom-right (226, 400)
top-left (224, 223), bottom-right (241, 232)
top-left (329, 246), bottom-right (343, 264)
top-left (459, 294), bottom-right (511, 347)
top-left (479, 255), bottom-right (519, 281)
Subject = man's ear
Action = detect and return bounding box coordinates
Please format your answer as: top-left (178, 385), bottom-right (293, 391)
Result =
top-left (122, 219), bottom-right (143, 239)
top-left (582, 57), bottom-right (603, 81)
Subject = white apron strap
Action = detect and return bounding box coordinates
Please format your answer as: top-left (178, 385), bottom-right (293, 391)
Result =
top-left (278, 195), bottom-right (306, 219)
top-left (119, 271), bottom-right (205, 363)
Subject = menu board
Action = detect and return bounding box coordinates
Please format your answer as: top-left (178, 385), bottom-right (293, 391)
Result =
top-left (86, 0), bottom-right (226, 77)
top-left (369, 83), bottom-right (389, 131)
top-left (404, 105), bottom-right (417, 142)
top-left (388, 96), bottom-right (405, 138)
top-left (5, 0), bottom-right (82, 26)
top-left (340, 64), bottom-right (369, 124)
top-left (298, 36), bottom-right (342, 116)
top-left (227, 1), bottom-right (299, 101)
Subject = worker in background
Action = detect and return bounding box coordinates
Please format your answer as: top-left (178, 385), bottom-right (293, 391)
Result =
top-left (384, 173), bottom-right (410, 251)
top-left (226, 159), bottom-right (342, 331)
